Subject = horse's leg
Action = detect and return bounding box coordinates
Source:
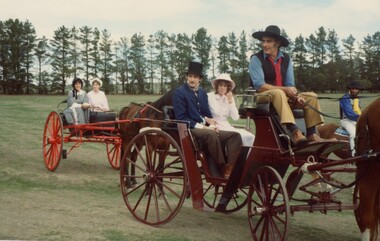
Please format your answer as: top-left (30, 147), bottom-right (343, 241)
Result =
top-left (357, 178), bottom-right (376, 241)
top-left (130, 143), bottom-right (138, 186)
top-left (120, 141), bottom-right (133, 188)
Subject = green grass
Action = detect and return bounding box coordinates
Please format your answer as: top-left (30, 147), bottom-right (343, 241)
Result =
top-left (0, 93), bottom-right (378, 241)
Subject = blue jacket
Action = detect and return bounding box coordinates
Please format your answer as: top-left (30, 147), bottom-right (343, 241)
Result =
top-left (173, 83), bottom-right (212, 128)
top-left (340, 93), bottom-right (361, 121)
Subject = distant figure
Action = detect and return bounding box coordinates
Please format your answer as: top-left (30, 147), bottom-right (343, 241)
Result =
top-left (87, 78), bottom-right (110, 112)
top-left (208, 73), bottom-right (255, 146)
top-left (340, 80), bottom-right (364, 156)
top-left (63, 77), bottom-right (90, 125)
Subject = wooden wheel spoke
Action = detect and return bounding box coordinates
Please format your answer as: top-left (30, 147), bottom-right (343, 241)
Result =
top-left (153, 182), bottom-right (173, 214)
top-left (248, 166), bottom-right (289, 241)
top-left (155, 178), bottom-right (183, 199)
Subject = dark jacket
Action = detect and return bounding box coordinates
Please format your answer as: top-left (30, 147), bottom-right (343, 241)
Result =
top-left (173, 83), bottom-right (212, 128)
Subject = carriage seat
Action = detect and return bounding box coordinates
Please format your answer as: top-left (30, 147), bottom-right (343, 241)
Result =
top-left (89, 111), bottom-right (117, 123)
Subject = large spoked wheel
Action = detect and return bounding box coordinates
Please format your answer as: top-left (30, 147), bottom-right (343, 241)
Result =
top-left (120, 129), bottom-right (187, 226)
top-left (203, 181), bottom-right (248, 213)
top-left (247, 166), bottom-right (290, 241)
top-left (43, 111), bottom-right (63, 171)
top-left (106, 139), bottom-right (121, 170)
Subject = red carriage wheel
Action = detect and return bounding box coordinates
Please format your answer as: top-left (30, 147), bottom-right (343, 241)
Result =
top-left (120, 129), bottom-right (188, 226)
top-left (43, 111), bottom-right (63, 171)
top-left (106, 140), bottom-right (121, 170)
top-left (203, 181), bottom-right (248, 213)
top-left (247, 166), bottom-right (290, 241)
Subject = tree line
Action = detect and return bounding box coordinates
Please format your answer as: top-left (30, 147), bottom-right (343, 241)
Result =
top-left (0, 18), bottom-right (379, 95)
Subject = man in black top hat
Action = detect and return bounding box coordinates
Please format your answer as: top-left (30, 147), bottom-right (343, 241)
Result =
top-left (248, 25), bottom-right (334, 146)
top-left (340, 80), bottom-right (364, 156)
top-left (173, 61), bottom-right (242, 178)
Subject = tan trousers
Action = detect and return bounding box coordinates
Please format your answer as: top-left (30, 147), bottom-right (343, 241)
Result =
top-left (257, 89), bottom-right (324, 128)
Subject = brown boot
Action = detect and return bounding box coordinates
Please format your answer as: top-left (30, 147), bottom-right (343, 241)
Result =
top-left (292, 129), bottom-right (308, 146)
top-left (307, 133), bottom-right (338, 142)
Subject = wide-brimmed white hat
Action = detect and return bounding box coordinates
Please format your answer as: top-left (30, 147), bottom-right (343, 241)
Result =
top-left (91, 78), bottom-right (103, 87)
top-left (211, 73), bottom-right (236, 90)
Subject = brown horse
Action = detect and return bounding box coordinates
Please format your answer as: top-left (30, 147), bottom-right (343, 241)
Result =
top-left (317, 123), bottom-right (351, 159)
top-left (355, 97), bottom-right (380, 241)
top-left (118, 89), bottom-right (174, 187)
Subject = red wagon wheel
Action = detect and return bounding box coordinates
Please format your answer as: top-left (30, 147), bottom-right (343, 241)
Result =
top-left (43, 111), bottom-right (63, 171)
top-left (120, 129), bottom-right (188, 226)
top-left (106, 140), bottom-right (121, 170)
top-left (247, 166), bottom-right (290, 241)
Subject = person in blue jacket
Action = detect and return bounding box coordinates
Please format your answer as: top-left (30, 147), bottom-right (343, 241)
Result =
top-left (173, 61), bottom-right (242, 178)
top-left (340, 80), bottom-right (364, 156)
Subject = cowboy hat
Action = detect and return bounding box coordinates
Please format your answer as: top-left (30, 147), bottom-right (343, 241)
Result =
top-left (186, 61), bottom-right (204, 77)
top-left (211, 73), bottom-right (236, 90)
top-left (91, 78), bottom-right (103, 87)
top-left (252, 25), bottom-right (289, 47)
top-left (347, 80), bottom-right (364, 90)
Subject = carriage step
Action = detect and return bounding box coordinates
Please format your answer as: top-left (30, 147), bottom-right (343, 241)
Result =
top-left (62, 149), bottom-right (67, 159)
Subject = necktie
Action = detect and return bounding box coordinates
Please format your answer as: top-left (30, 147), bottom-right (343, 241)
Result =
top-left (268, 57), bottom-right (283, 86)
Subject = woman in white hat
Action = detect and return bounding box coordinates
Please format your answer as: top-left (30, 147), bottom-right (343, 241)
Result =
top-left (87, 78), bottom-right (110, 112)
top-left (208, 73), bottom-right (255, 146)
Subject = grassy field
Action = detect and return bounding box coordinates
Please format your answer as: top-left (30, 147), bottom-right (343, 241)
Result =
top-left (0, 93), bottom-right (377, 241)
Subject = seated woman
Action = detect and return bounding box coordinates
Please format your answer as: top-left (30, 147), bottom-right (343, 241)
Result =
top-left (87, 78), bottom-right (109, 112)
top-left (63, 77), bottom-right (90, 125)
top-left (208, 73), bottom-right (255, 147)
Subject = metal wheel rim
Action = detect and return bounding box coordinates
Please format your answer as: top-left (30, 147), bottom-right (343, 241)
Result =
top-left (43, 111), bottom-right (63, 171)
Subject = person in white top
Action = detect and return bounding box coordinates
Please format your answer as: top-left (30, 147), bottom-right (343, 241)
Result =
top-left (87, 78), bottom-right (110, 112)
top-left (208, 73), bottom-right (255, 146)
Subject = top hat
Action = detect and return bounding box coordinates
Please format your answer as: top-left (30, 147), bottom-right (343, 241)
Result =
top-left (347, 80), bottom-right (364, 90)
top-left (211, 73), bottom-right (236, 90)
top-left (252, 25), bottom-right (289, 47)
top-left (186, 61), bottom-right (204, 77)
top-left (91, 77), bottom-right (103, 87)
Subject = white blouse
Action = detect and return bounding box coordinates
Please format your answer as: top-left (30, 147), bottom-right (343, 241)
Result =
top-left (207, 92), bottom-right (255, 146)
top-left (87, 90), bottom-right (110, 111)
top-left (207, 92), bottom-right (239, 129)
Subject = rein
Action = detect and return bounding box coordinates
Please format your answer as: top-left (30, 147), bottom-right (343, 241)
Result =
top-left (304, 101), bottom-right (341, 119)
top-left (301, 93), bottom-right (380, 101)
top-left (132, 103), bottom-right (163, 118)
top-left (299, 94), bottom-right (380, 120)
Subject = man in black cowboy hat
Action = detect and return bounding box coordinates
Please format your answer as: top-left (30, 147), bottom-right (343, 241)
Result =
top-left (340, 80), bottom-right (364, 156)
top-left (173, 61), bottom-right (242, 178)
top-left (248, 25), bottom-right (334, 146)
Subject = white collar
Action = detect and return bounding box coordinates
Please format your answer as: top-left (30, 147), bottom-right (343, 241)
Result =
top-left (216, 94), bottom-right (227, 101)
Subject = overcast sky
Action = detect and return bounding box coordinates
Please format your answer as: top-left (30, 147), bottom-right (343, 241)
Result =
top-left (1, 0), bottom-right (379, 43)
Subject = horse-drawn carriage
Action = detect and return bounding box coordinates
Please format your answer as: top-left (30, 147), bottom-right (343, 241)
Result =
top-left (42, 103), bottom-right (123, 171)
top-left (118, 90), bottom-right (380, 241)
top-left (42, 91), bottom-right (380, 241)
